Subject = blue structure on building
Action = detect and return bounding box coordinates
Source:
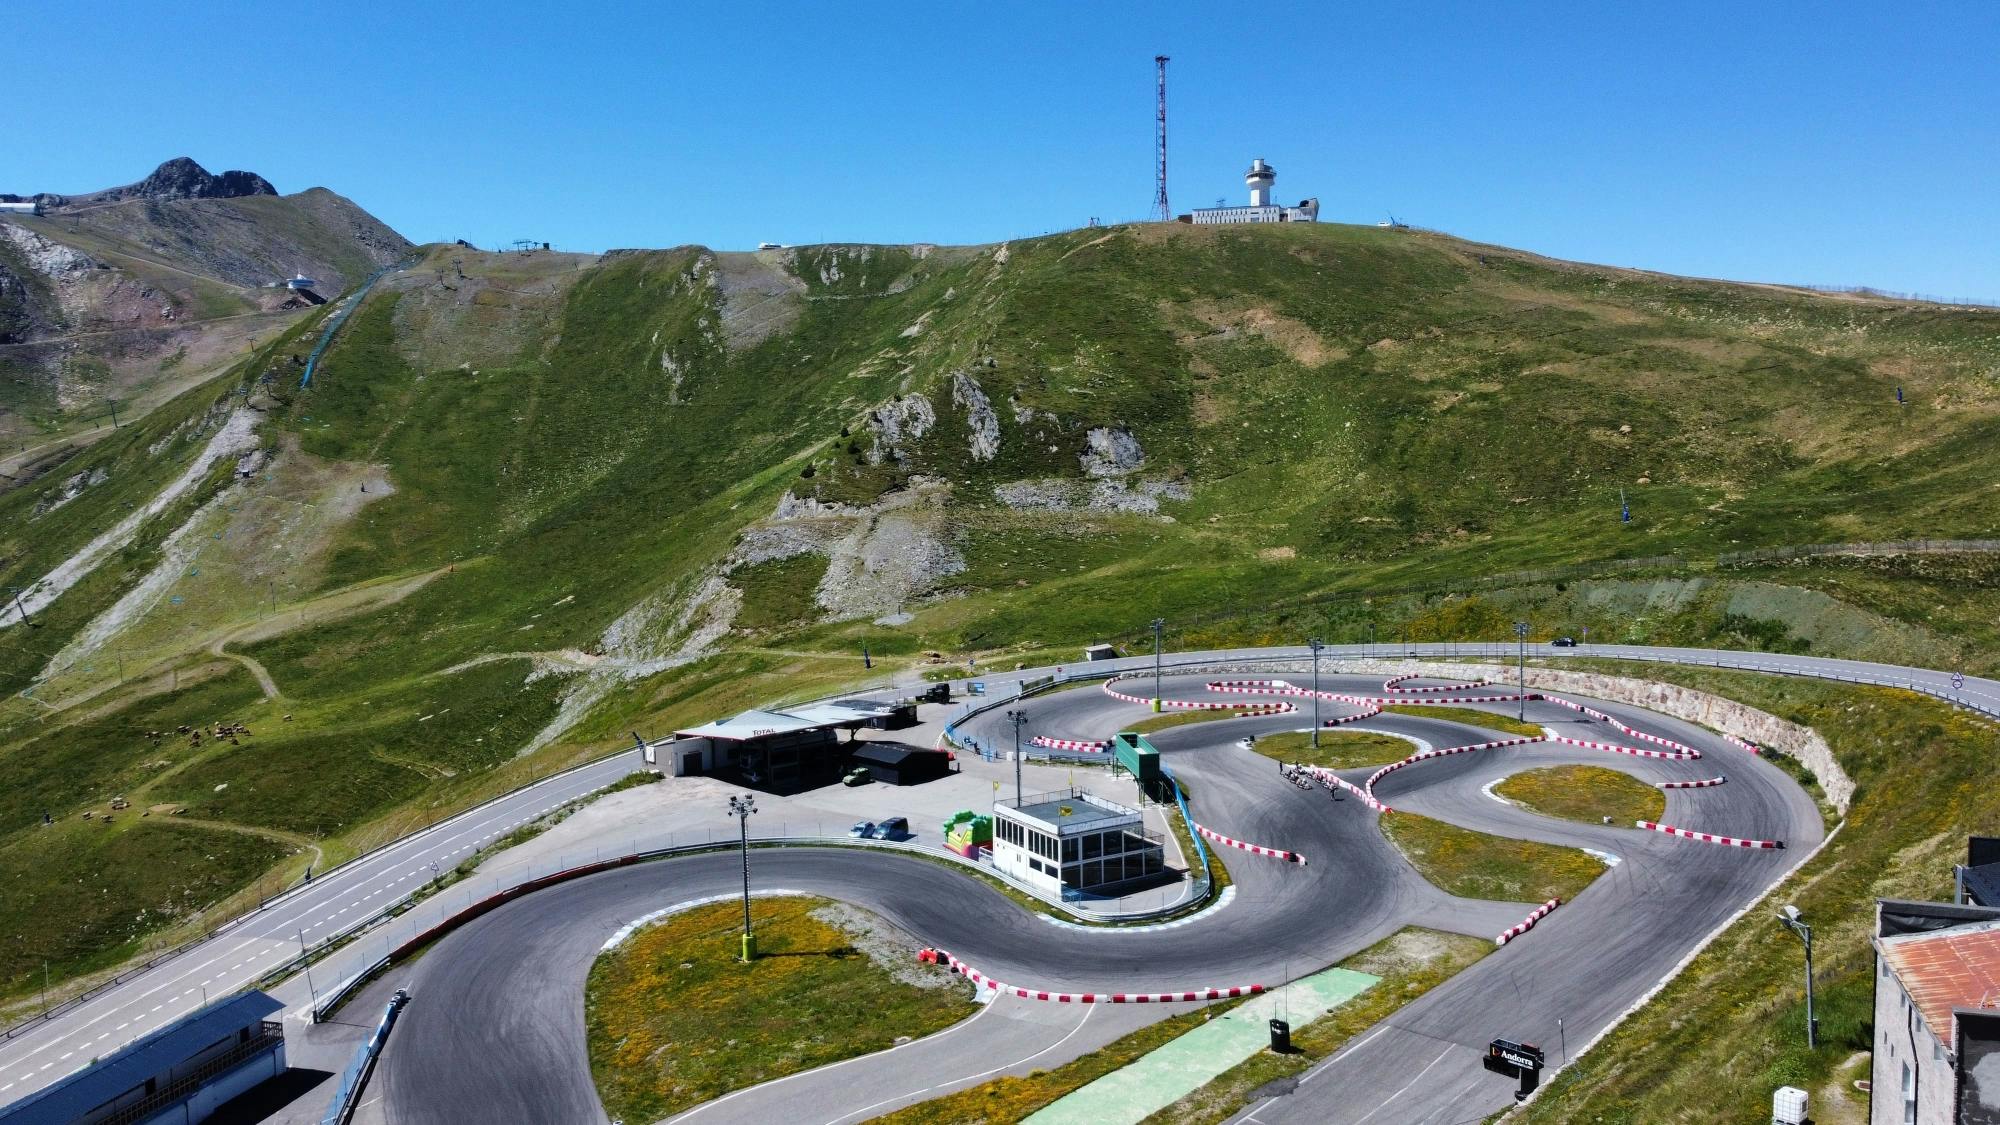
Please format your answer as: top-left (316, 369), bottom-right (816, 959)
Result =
top-left (0, 992), bottom-right (285, 1125)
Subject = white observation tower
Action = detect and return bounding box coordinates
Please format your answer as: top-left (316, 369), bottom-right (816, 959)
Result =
top-left (1246, 159), bottom-right (1276, 207)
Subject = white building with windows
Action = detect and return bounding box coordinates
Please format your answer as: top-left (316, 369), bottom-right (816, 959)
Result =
top-left (991, 787), bottom-right (1165, 899)
top-left (1183, 159), bottom-right (1319, 225)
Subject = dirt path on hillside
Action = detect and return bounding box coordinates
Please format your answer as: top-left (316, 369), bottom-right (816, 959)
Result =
top-left (32, 564), bottom-right (457, 720)
top-left (209, 638), bottom-right (280, 700)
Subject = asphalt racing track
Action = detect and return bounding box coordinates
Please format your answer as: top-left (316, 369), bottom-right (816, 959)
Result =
top-left (368, 671), bottom-right (1821, 1124)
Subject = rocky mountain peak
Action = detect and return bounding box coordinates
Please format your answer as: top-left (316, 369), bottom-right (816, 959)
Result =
top-left (104, 158), bottom-right (277, 203)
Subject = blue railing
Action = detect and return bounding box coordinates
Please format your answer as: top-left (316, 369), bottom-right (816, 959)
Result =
top-left (320, 989), bottom-right (409, 1125)
top-left (299, 258), bottom-right (415, 389)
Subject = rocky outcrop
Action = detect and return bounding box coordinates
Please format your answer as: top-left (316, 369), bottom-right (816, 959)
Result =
top-left (1080, 426), bottom-right (1145, 477)
top-left (951, 373), bottom-right (1000, 461)
top-left (867, 394), bottom-right (935, 464)
top-left (96, 158), bottom-right (278, 203)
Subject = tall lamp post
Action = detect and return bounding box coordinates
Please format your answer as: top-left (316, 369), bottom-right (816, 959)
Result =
top-left (1513, 621), bottom-right (1530, 721)
top-left (1307, 638), bottom-right (1325, 748)
top-left (727, 794), bottom-right (758, 961)
top-left (1005, 709), bottom-right (1027, 806)
top-left (1778, 904), bottom-right (1818, 1049)
top-left (1150, 618), bottom-right (1166, 711)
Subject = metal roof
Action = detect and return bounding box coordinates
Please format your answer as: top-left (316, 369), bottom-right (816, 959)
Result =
top-left (1881, 920), bottom-right (2000, 1046)
top-left (674, 702), bottom-right (883, 742)
top-left (1, 991), bottom-right (282, 1124)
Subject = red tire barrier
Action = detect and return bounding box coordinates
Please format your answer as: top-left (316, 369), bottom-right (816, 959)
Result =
top-left (1195, 823), bottom-right (1307, 865)
top-left (1636, 820), bottom-right (1783, 849)
top-left (1031, 736), bottom-right (1110, 753)
top-left (1658, 776), bottom-right (1727, 789)
top-left (1496, 898), bottom-right (1561, 946)
top-left (920, 948), bottom-right (1266, 1003)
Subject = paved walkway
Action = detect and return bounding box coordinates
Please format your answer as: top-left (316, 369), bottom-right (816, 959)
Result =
top-left (1023, 966), bottom-right (1378, 1125)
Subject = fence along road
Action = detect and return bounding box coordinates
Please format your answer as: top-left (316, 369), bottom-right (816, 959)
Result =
top-left (0, 640), bottom-right (1992, 1107)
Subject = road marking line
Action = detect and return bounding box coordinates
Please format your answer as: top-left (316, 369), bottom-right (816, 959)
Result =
top-left (1349, 1046), bottom-right (1452, 1124)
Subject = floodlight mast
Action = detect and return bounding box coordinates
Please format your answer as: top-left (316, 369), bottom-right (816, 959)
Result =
top-left (1308, 638), bottom-right (1325, 748)
top-left (727, 794), bottom-right (758, 960)
top-left (1776, 904), bottom-right (1817, 1048)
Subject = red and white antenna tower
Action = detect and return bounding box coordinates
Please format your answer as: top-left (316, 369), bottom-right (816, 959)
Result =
top-left (1152, 55), bottom-right (1171, 221)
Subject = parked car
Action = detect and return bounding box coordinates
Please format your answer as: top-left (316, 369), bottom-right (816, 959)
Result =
top-left (873, 816), bottom-right (910, 840)
top-left (1550, 636), bottom-right (1578, 647)
top-left (849, 820), bottom-right (875, 838)
top-left (842, 767), bottom-right (873, 786)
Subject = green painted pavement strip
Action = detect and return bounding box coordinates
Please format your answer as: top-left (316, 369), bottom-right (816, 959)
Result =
top-left (1023, 967), bottom-right (1378, 1125)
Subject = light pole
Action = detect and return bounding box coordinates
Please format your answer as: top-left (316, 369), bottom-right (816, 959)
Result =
top-left (1307, 638), bottom-right (1325, 748)
top-left (1150, 618), bottom-right (1166, 710)
top-left (1006, 709), bottom-right (1027, 806)
top-left (727, 794), bottom-right (758, 961)
top-left (1778, 905), bottom-right (1817, 1049)
top-left (1368, 622), bottom-right (1375, 659)
top-left (1513, 621), bottom-right (1530, 721)
top-left (1581, 625), bottom-right (1590, 650)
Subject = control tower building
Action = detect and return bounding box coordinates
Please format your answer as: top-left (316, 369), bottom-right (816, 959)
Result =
top-left (1184, 159), bottom-right (1319, 225)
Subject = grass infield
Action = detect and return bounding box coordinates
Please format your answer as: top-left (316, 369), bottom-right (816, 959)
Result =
top-left (585, 896), bottom-right (974, 1123)
top-left (1495, 764), bottom-right (1665, 826)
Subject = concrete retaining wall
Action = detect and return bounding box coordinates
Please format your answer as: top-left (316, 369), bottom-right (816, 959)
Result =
top-left (1199, 658), bottom-right (1855, 814)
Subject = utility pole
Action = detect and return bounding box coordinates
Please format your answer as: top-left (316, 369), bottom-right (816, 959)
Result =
top-left (6, 586), bottom-right (31, 625)
top-left (1308, 638), bottom-right (1325, 748)
top-left (1153, 56), bottom-right (1172, 221)
top-left (1514, 621), bottom-right (1530, 721)
top-left (1006, 709), bottom-right (1027, 806)
top-left (728, 794), bottom-right (758, 961)
top-left (1777, 905), bottom-right (1817, 1049)
top-left (1150, 618), bottom-right (1166, 710)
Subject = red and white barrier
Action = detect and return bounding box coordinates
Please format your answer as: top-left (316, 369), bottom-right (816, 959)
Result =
top-left (1031, 736), bottom-right (1110, 753)
top-left (1102, 678), bottom-right (1297, 713)
top-left (1659, 776), bottom-right (1727, 790)
top-left (919, 948), bottom-right (1266, 1003)
top-left (1636, 820), bottom-right (1783, 849)
top-left (1539, 696), bottom-right (1704, 759)
top-left (1362, 735), bottom-right (1544, 797)
top-left (1721, 732), bottom-right (1763, 755)
top-left (1547, 734), bottom-right (1700, 762)
top-left (1496, 898), bottom-right (1561, 946)
top-left (1195, 823), bottom-right (1307, 865)
top-left (1383, 675), bottom-right (1494, 695)
top-left (1298, 766), bottom-right (1390, 812)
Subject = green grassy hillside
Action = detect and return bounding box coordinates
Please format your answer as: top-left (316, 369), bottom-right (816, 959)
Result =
top-left (1, 221), bottom-right (1997, 1005)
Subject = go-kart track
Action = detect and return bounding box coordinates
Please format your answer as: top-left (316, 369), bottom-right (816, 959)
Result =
top-left (11, 641), bottom-right (1991, 1124)
top-left (365, 669), bottom-right (1817, 1125)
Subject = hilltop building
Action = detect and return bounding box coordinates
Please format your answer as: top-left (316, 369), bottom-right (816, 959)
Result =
top-left (1181, 159), bottom-right (1319, 225)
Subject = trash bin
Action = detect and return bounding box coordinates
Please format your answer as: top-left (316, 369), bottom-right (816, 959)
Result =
top-left (1269, 1018), bottom-right (1291, 1053)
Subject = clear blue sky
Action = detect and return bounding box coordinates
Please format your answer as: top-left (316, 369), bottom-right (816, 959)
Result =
top-left (12, 1), bottom-right (1997, 298)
